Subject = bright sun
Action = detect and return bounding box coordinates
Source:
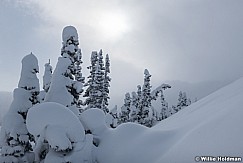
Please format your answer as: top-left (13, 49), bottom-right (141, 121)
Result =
top-left (98, 12), bottom-right (130, 40)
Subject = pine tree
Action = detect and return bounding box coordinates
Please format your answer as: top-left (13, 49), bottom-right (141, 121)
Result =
top-left (45, 26), bottom-right (84, 111)
top-left (120, 93), bottom-right (131, 123)
top-left (151, 84), bottom-right (171, 121)
top-left (137, 69), bottom-right (152, 127)
top-left (176, 91), bottom-right (191, 112)
top-left (43, 60), bottom-right (52, 93)
top-left (159, 91), bottom-right (168, 120)
top-left (83, 51), bottom-right (99, 109)
top-left (129, 92), bottom-right (138, 122)
top-left (94, 50), bottom-right (105, 109)
top-left (83, 51), bottom-right (98, 109)
top-left (39, 60), bottom-right (53, 102)
top-left (136, 85), bottom-right (143, 123)
top-left (0, 53), bottom-right (40, 162)
top-left (84, 50), bottom-right (111, 113)
top-left (101, 54), bottom-right (111, 113)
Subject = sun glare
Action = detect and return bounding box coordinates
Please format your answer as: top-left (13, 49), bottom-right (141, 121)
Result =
top-left (98, 12), bottom-right (130, 40)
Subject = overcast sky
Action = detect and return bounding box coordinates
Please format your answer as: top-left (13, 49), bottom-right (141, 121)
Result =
top-left (0, 0), bottom-right (243, 107)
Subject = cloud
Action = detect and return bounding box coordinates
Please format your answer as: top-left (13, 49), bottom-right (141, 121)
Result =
top-left (0, 0), bottom-right (243, 107)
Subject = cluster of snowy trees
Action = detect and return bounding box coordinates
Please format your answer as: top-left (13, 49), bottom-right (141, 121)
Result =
top-left (83, 50), bottom-right (111, 113)
top-left (107, 69), bottom-right (192, 128)
top-left (0, 26), bottom-right (111, 162)
top-left (0, 25), bottom-right (192, 162)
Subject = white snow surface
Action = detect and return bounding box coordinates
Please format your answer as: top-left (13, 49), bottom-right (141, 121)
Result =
top-left (26, 102), bottom-right (93, 163)
top-left (2, 77), bottom-right (242, 162)
top-left (80, 109), bottom-right (107, 136)
top-left (26, 102), bottom-right (85, 142)
top-left (44, 57), bottom-right (73, 106)
top-left (62, 26), bottom-right (78, 42)
top-left (95, 77), bottom-right (243, 163)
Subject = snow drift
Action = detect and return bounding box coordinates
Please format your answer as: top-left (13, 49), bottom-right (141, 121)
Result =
top-left (95, 77), bottom-right (243, 163)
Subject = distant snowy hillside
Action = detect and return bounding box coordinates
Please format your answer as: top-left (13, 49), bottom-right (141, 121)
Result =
top-left (96, 78), bottom-right (243, 163)
top-left (0, 92), bottom-right (12, 124)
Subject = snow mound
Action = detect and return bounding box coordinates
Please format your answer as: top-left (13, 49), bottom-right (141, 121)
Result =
top-left (26, 102), bottom-right (93, 162)
top-left (80, 108), bottom-right (106, 133)
top-left (95, 77), bottom-right (243, 163)
top-left (80, 109), bottom-right (107, 145)
top-left (62, 26), bottom-right (78, 43)
top-left (26, 102), bottom-right (85, 142)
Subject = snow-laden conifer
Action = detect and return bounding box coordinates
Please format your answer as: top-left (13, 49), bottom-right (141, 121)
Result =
top-left (94, 50), bottom-right (105, 109)
top-left (101, 54), bottom-right (111, 113)
top-left (39, 60), bottom-right (53, 103)
top-left (83, 51), bottom-right (98, 109)
top-left (43, 60), bottom-right (52, 92)
top-left (84, 50), bottom-right (111, 113)
top-left (137, 69), bottom-right (152, 126)
top-left (176, 91), bottom-right (191, 112)
top-left (0, 53), bottom-right (40, 162)
top-left (152, 84), bottom-right (171, 120)
top-left (129, 92), bottom-right (138, 122)
top-left (45, 26), bottom-right (84, 110)
top-left (120, 93), bottom-right (131, 123)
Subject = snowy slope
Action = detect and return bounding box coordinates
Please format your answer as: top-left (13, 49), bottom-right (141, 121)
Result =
top-left (153, 77), bottom-right (243, 162)
top-left (96, 77), bottom-right (243, 163)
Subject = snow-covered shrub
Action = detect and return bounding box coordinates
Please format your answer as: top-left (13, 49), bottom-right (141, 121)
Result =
top-left (26, 102), bottom-right (93, 163)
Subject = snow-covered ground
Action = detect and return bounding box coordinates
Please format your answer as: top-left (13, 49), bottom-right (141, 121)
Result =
top-left (0, 77), bottom-right (242, 162)
top-left (95, 77), bottom-right (243, 163)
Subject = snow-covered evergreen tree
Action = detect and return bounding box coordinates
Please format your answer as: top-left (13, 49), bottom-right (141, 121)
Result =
top-left (101, 54), bottom-right (111, 113)
top-left (83, 51), bottom-right (98, 110)
top-left (137, 69), bottom-right (152, 127)
top-left (39, 60), bottom-right (53, 102)
top-left (176, 91), bottom-right (191, 112)
top-left (120, 93), bottom-right (131, 123)
top-left (45, 26), bottom-right (84, 111)
top-left (142, 69), bottom-right (152, 108)
top-left (43, 60), bottom-right (52, 93)
top-left (94, 50), bottom-right (105, 110)
top-left (0, 53), bottom-right (40, 162)
top-left (84, 50), bottom-right (111, 113)
top-left (129, 92), bottom-right (138, 122)
top-left (160, 92), bottom-right (169, 120)
top-left (152, 84), bottom-right (171, 121)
